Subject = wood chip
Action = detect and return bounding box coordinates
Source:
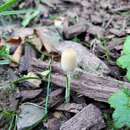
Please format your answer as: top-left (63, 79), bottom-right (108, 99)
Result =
top-left (60, 104), bottom-right (105, 130)
top-left (32, 61), bottom-right (130, 102)
top-left (87, 25), bottom-right (104, 38)
top-left (64, 23), bottom-right (88, 39)
top-left (16, 89), bottom-right (42, 101)
top-left (109, 28), bottom-right (126, 37)
top-left (47, 118), bottom-right (61, 130)
top-left (11, 44), bottom-right (23, 67)
top-left (19, 43), bottom-right (36, 73)
top-left (35, 27), bottom-right (62, 53)
top-left (56, 103), bottom-right (84, 113)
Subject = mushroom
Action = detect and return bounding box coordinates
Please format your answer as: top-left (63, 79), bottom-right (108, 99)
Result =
top-left (61, 48), bottom-right (77, 103)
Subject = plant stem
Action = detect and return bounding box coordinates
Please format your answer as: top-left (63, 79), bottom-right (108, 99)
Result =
top-left (12, 76), bottom-right (40, 84)
top-left (8, 114), bottom-right (16, 130)
top-left (65, 73), bottom-right (71, 103)
top-left (44, 59), bottom-right (52, 115)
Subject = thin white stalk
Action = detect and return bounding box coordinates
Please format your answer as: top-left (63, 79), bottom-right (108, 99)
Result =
top-left (65, 73), bottom-right (71, 103)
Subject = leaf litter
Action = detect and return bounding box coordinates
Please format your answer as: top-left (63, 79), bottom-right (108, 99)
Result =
top-left (1, 0), bottom-right (130, 130)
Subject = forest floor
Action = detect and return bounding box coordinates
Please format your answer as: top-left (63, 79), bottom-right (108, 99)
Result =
top-left (0, 0), bottom-right (130, 130)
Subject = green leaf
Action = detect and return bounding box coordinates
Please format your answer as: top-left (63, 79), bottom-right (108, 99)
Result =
top-left (109, 88), bottom-right (130, 128)
top-left (123, 36), bottom-right (130, 55)
top-left (108, 90), bottom-right (129, 109)
top-left (126, 66), bottom-right (130, 81)
top-left (72, 37), bottom-right (81, 43)
top-left (0, 0), bottom-right (17, 12)
top-left (113, 106), bottom-right (130, 128)
top-left (116, 54), bottom-right (130, 69)
top-left (40, 70), bottom-right (50, 77)
top-left (116, 36), bottom-right (130, 82)
top-left (0, 59), bottom-right (10, 65)
top-left (0, 44), bottom-right (10, 58)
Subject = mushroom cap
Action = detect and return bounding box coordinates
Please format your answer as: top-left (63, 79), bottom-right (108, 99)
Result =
top-left (61, 48), bottom-right (77, 73)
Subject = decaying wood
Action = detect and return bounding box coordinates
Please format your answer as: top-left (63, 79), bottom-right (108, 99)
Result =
top-left (56, 103), bottom-right (84, 113)
top-left (19, 43), bottom-right (36, 73)
top-left (39, 88), bottom-right (64, 107)
top-left (31, 59), bottom-right (130, 103)
top-left (16, 89), bottom-right (43, 102)
top-left (51, 73), bottom-right (130, 102)
top-left (35, 27), bottom-right (62, 53)
top-left (49, 88), bottom-right (64, 107)
top-left (60, 104), bottom-right (105, 130)
top-left (32, 40), bottom-right (110, 76)
top-left (64, 23), bottom-right (88, 39)
top-left (111, 5), bottom-right (130, 13)
top-left (47, 118), bottom-right (61, 130)
top-left (62, 0), bottom-right (81, 4)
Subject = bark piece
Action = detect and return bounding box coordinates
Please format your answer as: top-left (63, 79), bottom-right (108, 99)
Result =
top-left (87, 25), bottom-right (104, 38)
top-left (64, 23), bottom-right (88, 39)
top-left (32, 59), bottom-right (130, 102)
top-left (62, 0), bottom-right (81, 4)
top-left (16, 89), bottom-right (42, 101)
top-left (91, 14), bottom-right (102, 24)
top-left (47, 118), bottom-right (61, 130)
top-left (35, 27), bottom-right (62, 53)
top-left (60, 104), bottom-right (105, 130)
top-left (56, 103), bottom-right (84, 113)
top-left (109, 28), bottom-right (126, 37)
top-left (40, 89), bottom-right (64, 107)
top-left (19, 43), bottom-right (36, 73)
top-left (111, 5), bottom-right (130, 13)
top-left (49, 88), bottom-right (64, 107)
top-left (51, 72), bottom-right (130, 102)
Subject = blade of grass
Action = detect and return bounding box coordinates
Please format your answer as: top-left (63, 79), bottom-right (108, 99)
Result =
top-left (0, 0), bottom-right (17, 12)
top-left (44, 59), bottom-right (52, 115)
top-left (22, 9), bottom-right (40, 27)
top-left (0, 59), bottom-right (10, 65)
top-left (0, 9), bottom-right (33, 16)
top-left (8, 114), bottom-right (16, 130)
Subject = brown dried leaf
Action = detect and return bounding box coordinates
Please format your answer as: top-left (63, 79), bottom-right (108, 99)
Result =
top-left (7, 37), bottom-right (22, 45)
top-left (26, 72), bottom-right (41, 88)
top-left (11, 45), bottom-right (23, 67)
top-left (29, 35), bottom-right (42, 51)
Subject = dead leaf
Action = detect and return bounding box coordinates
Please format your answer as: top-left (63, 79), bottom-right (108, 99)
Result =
top-left (17, 103), bottom-right (45, 130)
top-left (35, 27), bottom-right (62, 53)
top-left (11, 45), bottom-right (23, 67)
top-left (26, 72), bottom-right (41, 88)
top-left (7, 37), bottom-right (22, 45)
top-left (28, 35), bottom-right (42, 51)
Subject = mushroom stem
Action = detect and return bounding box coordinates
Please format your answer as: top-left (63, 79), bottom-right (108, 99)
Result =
top-left (65, 72), bottom-right (71, 103)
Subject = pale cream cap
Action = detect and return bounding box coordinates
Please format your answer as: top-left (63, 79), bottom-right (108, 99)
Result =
top-left (61, 48), bottom-right (77, 72)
